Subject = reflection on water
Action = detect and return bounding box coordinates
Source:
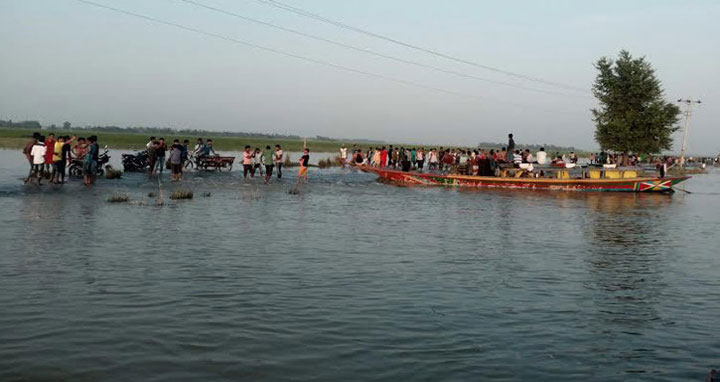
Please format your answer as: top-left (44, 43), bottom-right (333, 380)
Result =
top-left (0, 149), bottom-right (719, 381)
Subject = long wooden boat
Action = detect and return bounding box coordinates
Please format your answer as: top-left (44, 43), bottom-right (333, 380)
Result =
top-left (359, 166), bottom-right (690, 192)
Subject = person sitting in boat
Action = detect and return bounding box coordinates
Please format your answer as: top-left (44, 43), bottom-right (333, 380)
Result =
top-left (536, 147), bottom-right (548, 165)
top-left (569, 152), bottom-right (578, 164)
top-left (512, 150), bottom-right (523, 167)
top-left (524, 149), bottom-right (534, 163)
top-left (497, 147), bottom-right (507, 163)
top-left (551, 155), bottom-right (565, 167)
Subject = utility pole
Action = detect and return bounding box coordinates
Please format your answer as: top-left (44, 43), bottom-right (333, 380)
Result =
top-left (677, 98), bottom-right (702, 167)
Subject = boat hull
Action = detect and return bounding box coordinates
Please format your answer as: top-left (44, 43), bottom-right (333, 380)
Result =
top-left (359, 166), bottom-right (690, 192)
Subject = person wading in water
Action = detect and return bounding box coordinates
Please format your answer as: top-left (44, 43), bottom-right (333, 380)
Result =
top-left (273, 145), bottom-right (284, 179)
top-left (262, 145), bottom-right (275, 184)
top-left (298, 148), bottom-right (310, 182)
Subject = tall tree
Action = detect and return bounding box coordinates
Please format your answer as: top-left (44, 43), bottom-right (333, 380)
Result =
top-left (591, 50), bottom-right (680, 155)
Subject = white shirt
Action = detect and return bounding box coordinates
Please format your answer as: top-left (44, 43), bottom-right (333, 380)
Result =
top-left (274, 149), bottom-right (283, 164)
top-left (340, 147), bottom-right (347, 159)
top-left (31, 144), bottom-right (46, 164)
top-left (536, 151), bottom-right (547, 165)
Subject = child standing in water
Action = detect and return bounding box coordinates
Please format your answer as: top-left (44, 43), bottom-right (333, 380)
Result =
top-left (298, 148), bottom-right (310, 182)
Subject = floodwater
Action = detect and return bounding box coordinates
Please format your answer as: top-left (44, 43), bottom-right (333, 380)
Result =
top-left (1, 148), bottom-right (719, 381)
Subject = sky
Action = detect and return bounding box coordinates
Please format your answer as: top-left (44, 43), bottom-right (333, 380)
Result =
top-left (1, 0), bottom-right (718, 153)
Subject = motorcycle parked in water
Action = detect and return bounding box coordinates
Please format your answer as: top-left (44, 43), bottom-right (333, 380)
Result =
top-left (122, 150), bottom-right (150, 172)
top-left (68, 146), bottom-right (112, 178)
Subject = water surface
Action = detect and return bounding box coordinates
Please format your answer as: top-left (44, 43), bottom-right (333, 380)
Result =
top-left (1, 149), bottom-right (719, 381)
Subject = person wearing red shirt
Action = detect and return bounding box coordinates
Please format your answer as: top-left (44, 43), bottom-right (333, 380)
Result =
top-left (44, 133), bottom-right (56, 179)
top-left (380, 146), bottom-right (388, 168)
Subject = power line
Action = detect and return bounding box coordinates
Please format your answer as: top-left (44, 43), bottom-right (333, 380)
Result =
top-left (178, 0), bottom-right (589, 99)
top-left (254, 0), bottom-right (589, 93)
top-left (72, 0), bottom-right (585, 116)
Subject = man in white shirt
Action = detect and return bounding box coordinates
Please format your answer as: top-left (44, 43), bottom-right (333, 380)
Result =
top-left (536, 147), bottom-right (547, 165)
top-left (339, 145), bottom-right (348, 167)
top-left (26, 136), bottom-right (47, 185)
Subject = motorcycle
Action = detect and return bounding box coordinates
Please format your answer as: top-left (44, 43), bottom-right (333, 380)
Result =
top-left (68, 146), bottom-right (112, 178)
top-left (122, 150), bottom-right (150, 172)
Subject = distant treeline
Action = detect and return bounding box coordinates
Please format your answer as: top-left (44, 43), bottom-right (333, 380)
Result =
top-left (0, 119), bottom-right (307, 139)
top-left (0, 119), bottom-right (42, 129)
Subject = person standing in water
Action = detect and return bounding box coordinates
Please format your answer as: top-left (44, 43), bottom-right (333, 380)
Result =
top-left (298, 148), bottom-right (310, 182)
top-left (274, 144), bottom-right (284, 179)
top-left (262, 145), bottom-right (274, 183)
top-left (147, 139), bottom-right (158, 178)
top-left (253, 147), bottom-right (263, 177)
top-left (26, 135), bottom-right (46, 185)
top-left (339, 144), bottom-right (348, 167)
top-left (155, 138), bottom-right (167, 175)
top-left (242, 146), bottom-right (254, 179)
top-left (84, 135), bottom-right (99, 186)
top-left (59, 136), bottom-right (74, 184)
top-left (23, 132), bottom-right (40, 182)
top-left (169, 142), bottom-right (183, 181)
top-left (44, 133), bottom-right (55, 180)
top-left (51, 136), bottom-right (65, 184)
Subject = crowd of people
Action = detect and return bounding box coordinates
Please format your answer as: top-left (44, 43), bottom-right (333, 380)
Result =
top-left (144, 137), bottom-right (309, 183)
top-left (339, 134), bottom-right (579, 176)
top-left (25, 130), bottom-right (704, 185)
top-left (23, 131), bottom-right (101, 186)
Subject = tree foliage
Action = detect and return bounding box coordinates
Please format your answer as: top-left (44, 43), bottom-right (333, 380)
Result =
top-left (591, 50), bottom-right (680, 154)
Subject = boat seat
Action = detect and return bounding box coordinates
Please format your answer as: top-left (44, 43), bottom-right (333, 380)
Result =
top-left (605, 170), bottom-right (621, 179)
top-left (622, 170), bottom-right (638, 178)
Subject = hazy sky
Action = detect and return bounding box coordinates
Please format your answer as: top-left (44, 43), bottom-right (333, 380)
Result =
top-left (1, 0), bottom-right (718, 153)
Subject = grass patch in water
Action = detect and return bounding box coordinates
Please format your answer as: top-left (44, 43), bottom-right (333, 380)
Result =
top-left (317, 157), bottom-right (341, 168)
top-left (107, 193), bottom-right (130, 203)
top-left (170, 189), bottom-right (193, 200)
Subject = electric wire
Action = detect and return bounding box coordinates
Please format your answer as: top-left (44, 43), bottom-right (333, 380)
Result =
top-left (255, 0), bottom-right (588, 93)
top-left (73, 0), bottom-right (586, 115)
top-left (178, 0), bottom-right (589, 99)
